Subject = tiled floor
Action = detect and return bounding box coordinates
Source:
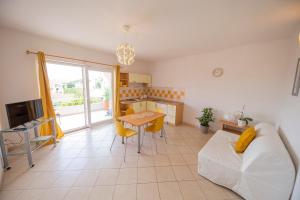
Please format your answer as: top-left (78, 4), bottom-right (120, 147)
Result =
top-left (0, 123), bottom-right (243, 200)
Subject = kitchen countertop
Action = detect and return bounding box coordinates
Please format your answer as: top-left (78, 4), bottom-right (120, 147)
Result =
top-left (120, 98), bottom-right (184, 106)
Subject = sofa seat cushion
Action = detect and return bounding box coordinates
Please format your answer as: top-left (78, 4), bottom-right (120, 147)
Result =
top-left (198, 130), bottom-right (242, 188)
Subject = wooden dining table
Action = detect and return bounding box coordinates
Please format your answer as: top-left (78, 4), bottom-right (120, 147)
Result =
top-left (118, 111), bottom-right (166, 153)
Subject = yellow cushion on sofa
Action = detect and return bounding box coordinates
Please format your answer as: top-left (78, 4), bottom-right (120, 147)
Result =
top-left (235, 127), bottom-right (256, 153)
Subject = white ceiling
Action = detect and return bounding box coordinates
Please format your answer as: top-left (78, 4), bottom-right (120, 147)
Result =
top-left (0, 0), bottom-right (300, 61)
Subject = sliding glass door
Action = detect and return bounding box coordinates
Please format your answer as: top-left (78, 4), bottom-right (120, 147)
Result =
top-left (87, 69), bottom-right (113, 124)
top-left (47, 62), bottom-right (87, 132)
top-left (47, 62), bottom-right (113, 132)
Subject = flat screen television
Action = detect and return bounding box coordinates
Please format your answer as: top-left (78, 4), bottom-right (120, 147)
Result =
top-left (6, 99), bottom-right (44, 128)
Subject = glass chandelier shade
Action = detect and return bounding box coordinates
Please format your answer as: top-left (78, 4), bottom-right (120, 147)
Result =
top-left (116, 43), bottom-right (135, 66)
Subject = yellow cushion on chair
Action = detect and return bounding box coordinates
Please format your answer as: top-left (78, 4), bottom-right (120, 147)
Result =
top-left (115, 120), bottom-right (137, 138)
top-left (123, 128), bottom-right (137, 137)
top-left (235, 127), bottom-right (256, 153)
top-left (145, 124), bottom-right (155, 132)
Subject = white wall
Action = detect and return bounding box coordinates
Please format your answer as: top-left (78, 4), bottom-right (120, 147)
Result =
top-left (278, 30), bottom-right (300, 200)
top-left (150, 35), bottom-right (300, 198)
top-left (0, 27), bottom-right (151, 185)
top-left (151, 39), bottom-right (291, 129)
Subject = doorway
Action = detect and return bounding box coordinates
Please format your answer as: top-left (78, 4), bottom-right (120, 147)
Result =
top-left (46, 62), bottom-right (113, 132)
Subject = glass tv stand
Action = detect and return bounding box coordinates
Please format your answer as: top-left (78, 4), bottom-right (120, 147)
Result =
top-left (0, 118), bottom-right (57, 170)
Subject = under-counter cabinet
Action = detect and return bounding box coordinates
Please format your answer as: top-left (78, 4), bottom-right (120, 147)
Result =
top-left (146, 101), bottom-right (156, 112)
top-left (132, 101), bottom-right (146, 113)
top-left (146, 101), bottom-right (183, 126)
top-left (123, 100), bottom-right (183, 125)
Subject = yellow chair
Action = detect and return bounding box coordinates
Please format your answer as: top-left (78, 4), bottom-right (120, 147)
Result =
top-left (144, 115), bottom-right (167, 144)
top-left (110, 120), bottom-right (137, 162)
top-left (155, 108), bottom-right (164, 113)
top-left (148, 108), bottom-right (164, 126)
top-left (125, 107), bottom-right (135, 129)
top-left (125, 107), bottom-right (135, 115)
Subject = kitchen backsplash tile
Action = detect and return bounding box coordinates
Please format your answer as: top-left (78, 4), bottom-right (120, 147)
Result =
top-left (120, 86), bottom-right (185, 102)
top-left (120, 87), bottom-right (147, 100)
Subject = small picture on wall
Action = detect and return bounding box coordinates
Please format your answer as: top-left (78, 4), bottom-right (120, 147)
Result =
top-left (292, 58), bottom-right (300, 96)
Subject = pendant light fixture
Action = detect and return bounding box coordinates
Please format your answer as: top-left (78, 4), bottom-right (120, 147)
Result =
top-left (116, 25), bottom-right (135, 66)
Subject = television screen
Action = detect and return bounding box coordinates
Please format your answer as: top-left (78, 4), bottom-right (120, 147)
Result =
top-left (6, 99), bottom-right (44, 128)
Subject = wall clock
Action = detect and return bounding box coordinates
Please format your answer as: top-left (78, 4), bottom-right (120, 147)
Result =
top-left (212, 68), bottom-right (224, 77)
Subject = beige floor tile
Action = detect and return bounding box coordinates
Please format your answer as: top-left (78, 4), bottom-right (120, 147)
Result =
top-left (177, 146), bottom-right (194, 154)
top-left (66, 158), bottom-right (89, 170)
top-left (188, 165), bottom-right (207, 181)
top-left (113, 184), bottom-right (136, 200)
top-left (15, 189), bottom-right (45, 200)
top-left (198, 180), bottom-right (228, 200)
top-left (138, 167), bottom-right (157, 183)
top-left (168, 155), bottom-right (186, 165)
top-left (155, 166), bottom-right (176, 182)
top-left (38, 188), bottom-right (69, 200)
top-left (138, 156), bottom-right (154, 167)
top-left (96, 169), bottom-right (119, 185)
top-left (182, 154), bottom-right (197, 165)
top-left (165, 145), bottom-right (180, 155)
top-left (73, 170), bottom-right (99, 187)
top-left (179, 181), bottom-right (206, 200)
top-left (153, 155), bottom-right (170, 166)
top-left (100, 157), bottom-right (122, 168)
top-left (52, 171), bottom-right (81, 187)
top-left (3, 171), bottom-right (40, 190)
top-left (84, 158), bottom-right (103, 170)
top-left (158, 181), bottom-right (183, 200)
top-left (117, 168), bottom-right (138, 184)
top-left (30, 171), bottom-right (62, 188)
top-left (121, 156), bottom-right (139, 168)
top-left (172, 165), bottom-right (195, 181)
top-left (64, 187), bottom-right (92, 200)
top-left (137, 183), bottom-right (160, 200)
top-left (89, 186), bottom-right (114, 200)
top-left (0, 190), bottom-right (23, 200)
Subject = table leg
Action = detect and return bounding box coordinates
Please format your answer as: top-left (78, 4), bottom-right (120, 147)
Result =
top-left (137, 126), bottom-right (141, 153)
top-left (34, 127), bottom-right (39, 138)
top-left (121, 121), bottom-right (125, 144)
top-left (50, 119), bottom-right (57, 147)
top-left (24, 130), bottom-right (34, 168)
top-left (0, 132), bottom-right (10, 170)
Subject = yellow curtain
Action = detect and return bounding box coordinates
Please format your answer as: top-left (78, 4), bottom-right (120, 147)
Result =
top-left (113, 65), bottom-right (121, 119)
top-left (37, 51), bottom-right (64, 139)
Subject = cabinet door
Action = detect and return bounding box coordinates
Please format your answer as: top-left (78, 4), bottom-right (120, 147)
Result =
top-left (146, 101), bottom-right (156, 111)
top-left (167, 115), bottom-right (176, 125)
top-left (167, 105), bottom-right (176, 116)
top-left (129, 73), bottom-right (151, 84)
top-left (132, 102), bottom-right (140, 113)
top-left (140, 74), bottom-right (151, 84)
top-left (144, 75), bottom-right (151, 84)
top-left (140, 101), bottom-right (147, 112)
top-left (129, 73), bottom-right (139, 83)
top-left (157, 103), bottom-right (167, 114)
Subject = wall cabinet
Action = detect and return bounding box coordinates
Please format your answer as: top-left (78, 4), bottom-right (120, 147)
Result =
top-left (129, 73), bottom-right (151, 84)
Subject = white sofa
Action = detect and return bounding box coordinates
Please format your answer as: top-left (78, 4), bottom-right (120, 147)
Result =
top-left (198, 123), bottom-right (295, 200)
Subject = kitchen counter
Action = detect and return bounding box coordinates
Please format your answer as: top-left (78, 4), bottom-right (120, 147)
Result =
top-left (120, 98), bottom-right (184, 106)
top-left (120, 98), bottom-right (184, 125)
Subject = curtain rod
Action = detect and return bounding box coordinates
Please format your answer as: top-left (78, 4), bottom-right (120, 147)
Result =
top-left (26, 50), bottom-right (116, 67)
